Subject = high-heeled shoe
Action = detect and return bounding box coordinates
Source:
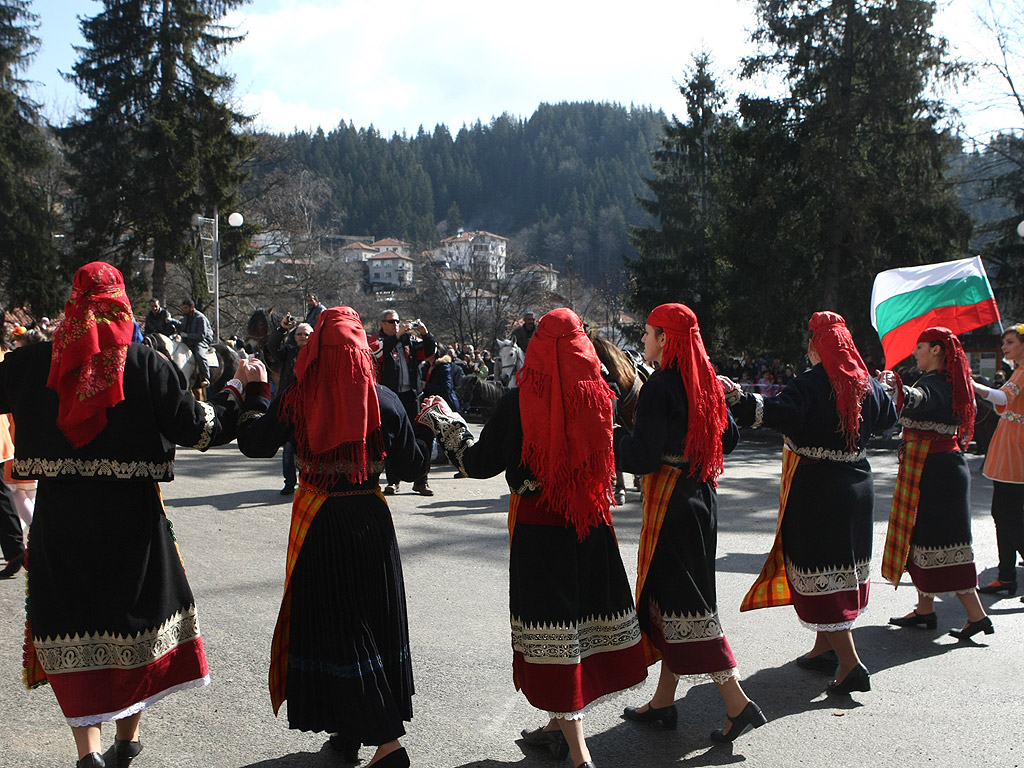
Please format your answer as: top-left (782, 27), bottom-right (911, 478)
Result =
top-left (521, 727), bottom-right (570, 759)
top-left (622, 702), bottom-right (678, 729)
top-left (76, 754), bottom-right (105, 768)
top-left (368, 747), bottom-right (409, 768)
top-left (888, 609), bottom-right (937, 629)
top-left (827, 663), bottom-right (871, 695)
top-left (710, 700), bottom-right (767, 743)
top-left (978, 578), bottom-right (1017, 595)
top-left (949, 615), bottom-right (994, 640)
top-left (795, 649), bottom-right (838, 673)
top-left (113, 738), bottom-right (143, 768)
top-left (329, 734), bottom-right (360, 763)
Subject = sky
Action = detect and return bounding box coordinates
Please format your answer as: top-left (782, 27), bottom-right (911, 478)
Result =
top-left (20, 0), bottom-right (1023, 143)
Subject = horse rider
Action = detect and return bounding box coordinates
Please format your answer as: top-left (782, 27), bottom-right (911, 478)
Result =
top-left (144, 298), bottom-right (177, 337)
top-left (178, 298), bottom-right (214, 388)
top-left (370, 309), bottom-right (436, 496)
top-left (509, 311), bottom-right (537, 352)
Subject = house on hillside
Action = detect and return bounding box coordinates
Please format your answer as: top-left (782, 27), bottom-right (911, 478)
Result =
top-left (433, 230), bottom-right (507, 281)
top-left (371, 237), bottom-right (411, 257)
top-left (515, 262), bottom-right (559, 293)
top-left (368, 250), bottom-right (414, 290)
top-left (337, 241), bottom-right (377, 263)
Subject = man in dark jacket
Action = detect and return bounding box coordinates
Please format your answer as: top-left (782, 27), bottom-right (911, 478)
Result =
top-left (371, 309), bottom-right (436, 495)
top-left (269, 321), bottom-right (312, 494)
top-left (178, 299), bottom-right (214, 388)
top-left (144, 298), bottom-right (177, 337)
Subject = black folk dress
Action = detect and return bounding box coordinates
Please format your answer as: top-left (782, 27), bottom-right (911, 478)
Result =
top-left (429, 389), bottom-right (647, 718)
top-left (614, 367), bottom-right (742, 680)
top-left (731, 364), bottom-right (897, 630)
top-left (0, 342), bottom-right (239, 725)
top-left (236, 383), bottom-right (429, 745)
top-left (897, 372), bottom-right (977, 595)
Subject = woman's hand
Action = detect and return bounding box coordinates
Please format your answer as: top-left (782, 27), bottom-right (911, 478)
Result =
top-left (717, 374), bottom-right (738, 394)
top-left (876, 370), bottom-right (897, 390)
top-left (242, 358), bottom-right (268, 384)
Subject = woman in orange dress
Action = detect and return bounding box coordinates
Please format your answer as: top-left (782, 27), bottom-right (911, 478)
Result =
top-left (972, 324), bottom-right (1024, 597)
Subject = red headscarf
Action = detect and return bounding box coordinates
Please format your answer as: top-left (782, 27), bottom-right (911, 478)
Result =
top-left (47, 262), bottom-right (135, 448)
top-left (917, 326), bottom-right (976, 448)
top-left (647, 303), bottom-right (727, 484)
top-left (808, 311), bottom-right (871, 452)
top-left (280, 307), bottom-right (382, 487)
top-left (517, 308), bottom-right (616, 539)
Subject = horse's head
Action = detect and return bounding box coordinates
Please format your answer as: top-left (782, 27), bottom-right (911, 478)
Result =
top-left (245, 307), bottom-right (275, 343)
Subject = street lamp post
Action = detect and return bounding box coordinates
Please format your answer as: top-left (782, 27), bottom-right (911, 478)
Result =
top-left (192, 206), bottom-right (243, 340)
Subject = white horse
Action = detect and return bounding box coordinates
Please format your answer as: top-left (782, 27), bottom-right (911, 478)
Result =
top-left (496, 339), bottom-right (526, 388)
top-left (143, 332), bottom-right (239, 396)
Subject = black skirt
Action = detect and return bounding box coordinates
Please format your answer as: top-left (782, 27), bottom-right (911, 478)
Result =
top-left (284, 493), bottom-right (413, 745)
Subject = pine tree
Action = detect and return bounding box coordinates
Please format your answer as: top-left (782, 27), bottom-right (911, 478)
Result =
top-left (626, 53), bottom-right (732, 347)
top-left (63, 0), bottom-right (252, 300)
top-left (0, 0), bottom-right (64, 314)
top-left (722, 0), bottom-right (971, 357)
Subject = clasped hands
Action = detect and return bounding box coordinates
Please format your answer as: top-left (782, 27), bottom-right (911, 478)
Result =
top-left (233, 357), bottom-right (269, 385)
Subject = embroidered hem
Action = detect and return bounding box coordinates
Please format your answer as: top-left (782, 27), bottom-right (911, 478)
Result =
top-left (65, 675), bottom-right (210, 727)
top-left (797, 617), bottom-right (857, 633)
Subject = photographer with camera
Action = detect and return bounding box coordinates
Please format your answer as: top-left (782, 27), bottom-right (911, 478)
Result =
top-left (370, 310), bottom-right (436, 496)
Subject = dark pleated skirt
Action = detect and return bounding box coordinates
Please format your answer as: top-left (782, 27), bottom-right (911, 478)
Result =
top-left (908, 451), bottom-right (977, 594)
top-left (28, 479), bottom-right (208, 725)
top-left (284, 494), bottom-right (413, 745)
top-left (638, 476), bottom-right (736, 675)
top-left (782, 459), bottom-right (873, 628)
top-left (509, 495), bottom-right (647, 716)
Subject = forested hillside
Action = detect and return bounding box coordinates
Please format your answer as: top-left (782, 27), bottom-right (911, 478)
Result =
top-left (251, 101), bottom-right (666, 284)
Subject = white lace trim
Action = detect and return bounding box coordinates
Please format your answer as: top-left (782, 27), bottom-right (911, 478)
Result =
top-left (783, 437), bottom-right (865, 463)
top-left (910, 542), bottom-right (974, 570)
top-left (545, 680), bottom-right (647, 721)
top-left (192, 401), bottom-right (217, 450)
top-left (65, 675), bottom-right (210, 727)
top-left (785, 557), bottom-right (870, 596)
top-left (797, 617), bottom-right (857, 632)
top-left (916, 587), bottom-right (978, 598)
top-left (675, 667), bottom-right (740, 685)
top-left (751, 394), bottom-right (765, 428)
top-left (649, 601), bottom-right (726, 643)
top-left (511, 610), bottom-right (642, 665)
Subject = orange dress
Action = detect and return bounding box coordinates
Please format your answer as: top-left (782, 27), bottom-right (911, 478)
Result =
top-left (983, 366), bottom-right (1024, 483)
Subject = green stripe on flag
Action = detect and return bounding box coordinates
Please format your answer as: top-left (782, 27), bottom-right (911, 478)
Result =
top-left (874, 275), bottom-right (993, 336)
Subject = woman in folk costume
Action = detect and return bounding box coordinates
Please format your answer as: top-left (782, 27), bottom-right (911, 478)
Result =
top-left (722, 311), bottom-right (896, 695)
top-left (881, 327), bottom-right (992, 638)
top-left (972, 323), bottom-right (1024, 598)
top-left (0, 262), bottom-right (245, 768)
top-left (417, 308), bottom-right (647, 768)
top-left (615, 303), bottom-right (765, 743)
top-left (236, 307), bottom-right (430, 768)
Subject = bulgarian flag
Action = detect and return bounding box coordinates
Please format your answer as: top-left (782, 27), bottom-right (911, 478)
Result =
top-left (871, 256), bottom-right (1001, 367)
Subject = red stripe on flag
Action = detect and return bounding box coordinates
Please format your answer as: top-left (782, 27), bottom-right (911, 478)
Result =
top-left (880, 299), bottom-right (1000, 368)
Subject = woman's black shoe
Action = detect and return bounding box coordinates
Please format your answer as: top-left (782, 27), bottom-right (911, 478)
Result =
top-left (369, 747), bottom-right (409, 768)
top-left (76, 754), bottom-right (105, 768)
top-left (978, 578), bottom-right (1017, 595)
top-left (113, 738), bottom-right (143, 768)
top-left (795, 649), bottom-right (838, 673)
top-left (710, 700), bottom-right (767, 743)
top-left (521, 727), bottom-right (570, 759)
top-left (622, 702), bottom-right (678, 730)
top-left (827, 663), bottom-right (871, 695)
top-left (950, 615), bottom-right (994, 640)
top-left (888, 609), bottom-right (937, 629)
top-left (328, 734), bottom-right (360, 763)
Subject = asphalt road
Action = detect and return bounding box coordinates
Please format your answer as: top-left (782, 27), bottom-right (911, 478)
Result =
top-left (1, 430), bottom-right (1022, 768)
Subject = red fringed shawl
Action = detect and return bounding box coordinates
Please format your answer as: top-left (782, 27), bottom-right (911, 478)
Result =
top-left (517, 308), bottom-right (616, 539)
top-left (647, 303), bottom-right (727, 485)
top-left (917, 326), bottom-right (976, 449)
top-left (280, 307), bottom-right (383, 488)
top-left (808, 311), bottom-right (870, 452)
top-left (46, 261), bottom-right (135, 448)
